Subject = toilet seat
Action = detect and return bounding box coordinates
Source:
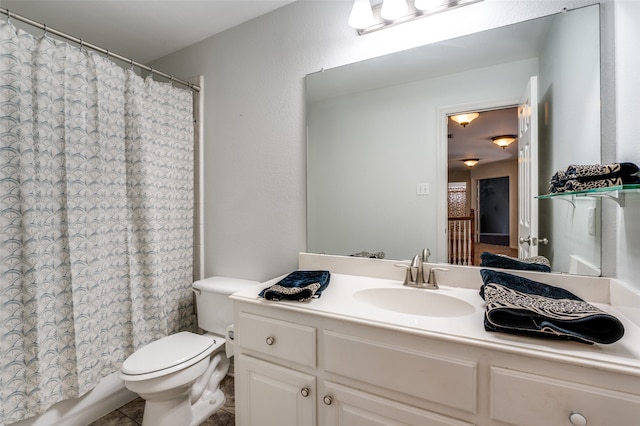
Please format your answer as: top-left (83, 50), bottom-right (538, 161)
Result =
top-left (120, 332), bottom-right (222, 381)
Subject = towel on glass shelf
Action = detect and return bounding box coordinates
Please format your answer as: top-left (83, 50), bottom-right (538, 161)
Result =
top-left (259, 270), bottom-right (331, 302)
top-left (479, 269), bottom-right (624, 345)
top-left (565, 162), bottom-right (639, 180)
top-left (549, 162), bottom-right (640, 193)
top-left (480, 252), bottom-right (551, 273)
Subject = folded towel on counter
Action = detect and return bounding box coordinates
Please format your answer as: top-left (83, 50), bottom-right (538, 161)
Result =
top-left (480, 252), bottom-right (551, 273)
top-left (479, 269), bottom-right (624, 344)
top-left (259, 270), bottom-right (331, 302)
top-left (350, 251), bottom-right (386, 259)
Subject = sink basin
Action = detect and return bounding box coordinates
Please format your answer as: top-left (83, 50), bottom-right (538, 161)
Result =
top-left (353, 288), bottom-right (475, 317)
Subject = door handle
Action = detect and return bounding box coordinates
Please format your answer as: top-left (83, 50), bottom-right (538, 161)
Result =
top-left (519, 236), bottom-right (532, 245)
top-left (519, 236), bottom-right (549, 246)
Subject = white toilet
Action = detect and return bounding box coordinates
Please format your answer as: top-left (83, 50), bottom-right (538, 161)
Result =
top-left (119, 276), bottom-right (257, 426)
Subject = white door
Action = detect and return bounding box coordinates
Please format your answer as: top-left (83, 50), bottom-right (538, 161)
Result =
top-left (518, 76), bottom-right (539, 258)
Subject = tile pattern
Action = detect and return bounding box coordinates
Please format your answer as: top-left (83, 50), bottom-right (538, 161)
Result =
top-left (89, 375), bottom-right (235, 426)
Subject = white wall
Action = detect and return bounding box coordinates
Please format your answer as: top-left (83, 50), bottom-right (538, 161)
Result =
top-left (150, 0), bottom-right (626, 283)
top-left (537, 5), bottom-right (601, 273)
top-left (615, 0), bottom-right (640, 286)
top-left (307, 58), bottom-right (536, 261)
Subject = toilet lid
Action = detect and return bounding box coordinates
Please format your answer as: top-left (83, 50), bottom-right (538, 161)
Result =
top-left (121, 332), bottom-right (216, 376)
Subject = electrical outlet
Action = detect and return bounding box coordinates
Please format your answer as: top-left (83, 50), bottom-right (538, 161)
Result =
top-left (416, 182), bottom-right (430, 195)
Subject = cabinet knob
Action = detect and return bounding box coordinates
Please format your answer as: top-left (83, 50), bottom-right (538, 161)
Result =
top-left (265, 336), bottom-right (275, 346)
top-left (300, 387), bottom-right (310, 398)
top-left (323, 395), bottom-right (333, 406)
top-left (569, 411), bottom-right (587, 426)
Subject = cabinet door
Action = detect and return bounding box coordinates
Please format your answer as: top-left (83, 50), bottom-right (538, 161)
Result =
top-left (236, 355), bottom-right (316, 426)
top-left (490, 367), bottom-right (640, 426)
top-left (321, 381), bottom-right (474, 426)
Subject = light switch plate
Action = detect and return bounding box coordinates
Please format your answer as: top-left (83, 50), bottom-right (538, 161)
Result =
top-left (416, 182), bottom-right (430, 195)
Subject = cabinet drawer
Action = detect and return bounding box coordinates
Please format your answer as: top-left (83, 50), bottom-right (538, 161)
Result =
top-left (322, 381), bottom-right (474, 426)
top-left (323, 330), bottom-right (477, 413)
top-left (490, 366), bottom-right (640, 426)
top-left (237, 312), bottom-right (316, 368)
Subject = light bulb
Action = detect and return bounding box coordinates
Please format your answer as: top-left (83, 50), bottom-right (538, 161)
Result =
top-left (380, 0), bottom-right (408, 21)
top-left (348, 0), bottom-right (375, 30)
top-left (414, 0), bottom-right (446, 12)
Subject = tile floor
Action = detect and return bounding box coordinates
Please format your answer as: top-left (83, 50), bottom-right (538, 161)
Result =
top-left (89, 375), bottom-right (235, 426)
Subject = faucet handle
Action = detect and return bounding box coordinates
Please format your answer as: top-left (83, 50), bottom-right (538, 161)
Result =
top-left (427, 267), bottom-right (449, 289)
top-left (394, 263), bottom-right (415, 285)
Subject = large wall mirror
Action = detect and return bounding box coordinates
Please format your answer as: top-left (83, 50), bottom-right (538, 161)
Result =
top-left (306, 5), bottom-right (602, 275)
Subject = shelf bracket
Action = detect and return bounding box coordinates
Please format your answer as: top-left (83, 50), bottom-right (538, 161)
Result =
top-left (554, 197), bottom-right (576, 207)
top-left (590, 190), bottom-right (625, 207)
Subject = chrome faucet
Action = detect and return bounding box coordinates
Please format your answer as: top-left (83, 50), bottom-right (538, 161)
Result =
top-left (395, 249), bottom-right (442, 289)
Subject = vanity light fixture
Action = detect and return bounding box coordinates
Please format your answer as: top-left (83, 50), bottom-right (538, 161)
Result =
top-left (348, 0), bottom-right (376, 29)
top-left (492, 135), bottom-right (517, 149)
top-left (450, 112), bottom-right (479, 127)
top-left (381, 0), bottom-right (409, 20)
top-left (348, 0), bottom-right (484, 35)
top-left (462, 159), bottom-right (479, 168)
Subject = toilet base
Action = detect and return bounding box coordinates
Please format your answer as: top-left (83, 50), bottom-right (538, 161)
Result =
top-left (126, 342), bottom-right (230, 426)
top-left (140, 388), bottom-right (225, 426)
top-left (190, 388), bottom-right (226, 426)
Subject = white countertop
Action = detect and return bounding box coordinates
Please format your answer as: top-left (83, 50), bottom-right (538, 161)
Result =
top-left (231, 271), bottom-right (640, 376)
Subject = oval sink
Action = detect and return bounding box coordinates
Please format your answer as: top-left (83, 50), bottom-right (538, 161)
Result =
top-left (353, 288), bottom-right (475, 317)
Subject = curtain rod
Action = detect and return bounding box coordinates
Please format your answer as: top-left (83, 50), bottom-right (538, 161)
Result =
top-left (0, 7), bottom-right (200, 93)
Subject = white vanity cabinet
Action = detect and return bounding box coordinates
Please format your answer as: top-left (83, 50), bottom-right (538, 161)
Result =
top-left (234, 304), bottom-right (479, 426)
top-left (232, 276), bottom-right (640, 426)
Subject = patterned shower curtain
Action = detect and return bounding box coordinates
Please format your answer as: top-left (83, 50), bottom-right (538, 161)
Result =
top-left (0, 22), bottom-right (194, 425)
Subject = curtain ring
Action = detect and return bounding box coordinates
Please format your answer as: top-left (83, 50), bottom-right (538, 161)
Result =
top-left (79, 38), bottom-right (84, 51)
top-left (106, 49), bottom-right (110, 59)
top-left (130, 58), bottom-right (134, 70)
top-left (43, 24), bottom-right (48, 37)
top-left (6, 10), bottom-right (11, 24)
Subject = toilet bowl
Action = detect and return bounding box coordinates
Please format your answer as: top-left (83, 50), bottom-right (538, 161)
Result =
top-left (119, 277), bottom-right (258, 426)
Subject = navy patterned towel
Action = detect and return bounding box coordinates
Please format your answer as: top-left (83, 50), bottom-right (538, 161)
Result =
top-left (480, 252), bottom-right (551, 273)
top-left (479, 269), bottom-right (624, 345)
top-left (259, 270), bottom-right (331, 302)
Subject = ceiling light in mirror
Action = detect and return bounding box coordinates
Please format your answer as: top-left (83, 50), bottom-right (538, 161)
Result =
top-left (462, 159), bottom-right (479, 168)
top-left (450, 113), bottom-right (479, 127)
top-left (492, 135), bottom-right (517, 149)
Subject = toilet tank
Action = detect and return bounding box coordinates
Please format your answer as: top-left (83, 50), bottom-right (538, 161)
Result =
top-left (193, 276), bottom-right (258, 335)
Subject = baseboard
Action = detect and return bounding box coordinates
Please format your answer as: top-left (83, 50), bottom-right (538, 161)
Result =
top-left (11, 373), bottom-right (137, 426)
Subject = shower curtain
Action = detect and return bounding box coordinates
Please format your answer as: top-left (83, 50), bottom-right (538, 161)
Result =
top-left (0, 22), bottom-right (195, 425)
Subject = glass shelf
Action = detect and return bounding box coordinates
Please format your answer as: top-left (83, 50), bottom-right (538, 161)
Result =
top-left (537, 184), bottom-right (640, 207)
